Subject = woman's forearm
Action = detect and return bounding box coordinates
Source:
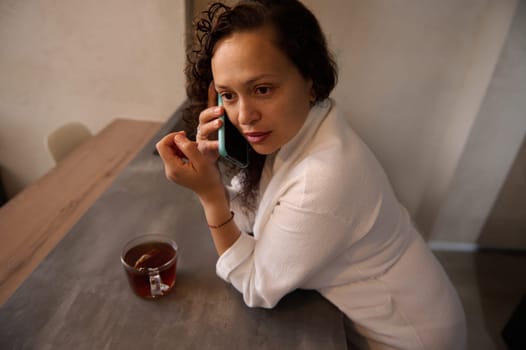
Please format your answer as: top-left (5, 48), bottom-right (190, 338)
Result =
top-left (199, 188), bottom-right (241, 256)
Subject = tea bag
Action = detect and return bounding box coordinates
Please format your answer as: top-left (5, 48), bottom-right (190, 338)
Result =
top-left (134, 248), bottom-right (160, 270)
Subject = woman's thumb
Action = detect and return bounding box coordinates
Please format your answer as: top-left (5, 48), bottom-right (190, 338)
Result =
top-left (173, 133), bottom-right (201, 162)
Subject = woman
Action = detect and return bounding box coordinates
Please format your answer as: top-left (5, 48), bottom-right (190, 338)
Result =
top-left (156, 1), bottom-right (467, 348)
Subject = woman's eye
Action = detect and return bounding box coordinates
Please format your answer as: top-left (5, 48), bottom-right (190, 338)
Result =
top-left (221, 92), bottom-right (234, 101)
top-left (255, 86), bottom-right (272, 95)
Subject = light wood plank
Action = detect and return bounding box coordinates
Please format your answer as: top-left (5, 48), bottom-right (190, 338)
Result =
top-left (0, 118), bottom-right (161, 305)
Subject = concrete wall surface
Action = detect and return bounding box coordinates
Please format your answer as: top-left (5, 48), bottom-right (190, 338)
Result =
top-left (0, 0), bottom-right (187, 196)
top-left (300, 0), bottom-right (521, 245)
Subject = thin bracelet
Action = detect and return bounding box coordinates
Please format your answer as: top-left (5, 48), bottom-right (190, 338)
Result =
top-left (208, 211), bottom-right (235, 229)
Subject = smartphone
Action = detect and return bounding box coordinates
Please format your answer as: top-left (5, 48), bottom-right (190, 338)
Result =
top-left (218, 95), bottom-right (249, 168)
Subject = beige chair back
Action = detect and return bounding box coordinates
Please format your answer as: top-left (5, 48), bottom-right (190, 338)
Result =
top-left (47, 122), bottom-right (92, 163)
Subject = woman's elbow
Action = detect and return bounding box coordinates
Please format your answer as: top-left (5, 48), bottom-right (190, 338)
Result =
top-left (242, 286), bottom-right (281, 309)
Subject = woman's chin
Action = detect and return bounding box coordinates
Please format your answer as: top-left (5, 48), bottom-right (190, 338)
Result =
top-left (250, 143), bottom-right (278, 156)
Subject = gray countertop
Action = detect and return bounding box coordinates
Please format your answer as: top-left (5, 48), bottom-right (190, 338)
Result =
top-left (0, 107), bottom-right (347, 350)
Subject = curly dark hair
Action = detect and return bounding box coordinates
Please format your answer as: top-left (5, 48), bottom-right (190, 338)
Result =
top-left (183, 0), bottom-right (338, 208)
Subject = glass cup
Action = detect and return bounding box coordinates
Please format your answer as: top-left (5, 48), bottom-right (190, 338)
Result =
top-left (120, 234), bottom-right (178, 298)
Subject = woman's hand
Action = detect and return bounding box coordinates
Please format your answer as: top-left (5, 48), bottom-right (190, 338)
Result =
top-left (196, 83), bottom-right (224, 162)
top-left (156, 131), bottom-right (224, 200)
top-left (157, 83), bottom-right (240, 255)
top-left (156, 82), bottom-right (229, 199)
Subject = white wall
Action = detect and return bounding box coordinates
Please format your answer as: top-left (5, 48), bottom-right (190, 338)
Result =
top-left (0, 0), bottom-right (187, 197)
top-left (300, 0), bottom-right (521, 243)
top-left (430, 0), bottom-right (526, 245)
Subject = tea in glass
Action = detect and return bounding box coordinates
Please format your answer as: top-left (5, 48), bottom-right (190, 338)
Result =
top-left (121, 235), bottom-right (178, 298)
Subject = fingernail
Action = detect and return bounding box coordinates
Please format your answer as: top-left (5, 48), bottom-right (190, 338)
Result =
top-left (214, 106), bottom-right (222, 113)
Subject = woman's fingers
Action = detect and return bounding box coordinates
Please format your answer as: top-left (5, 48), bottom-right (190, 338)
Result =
top-left (190, 82), bottom-right (222, 162)
top-left (198, 106), bottom-right (223, 130)
top-left (196, 100), bottom-right (223, 162)
top-left (172, 133), bottom-right (203, 165)
top-left (199, 81), bottom-right (221, 125)
top-left (156, 132), bottom-right (186, 164)
top-left (160, 133), bottom-right (223, 194)
top-left (198, 82), bottom-right (223, 139)
top-left (156, 133), bottom-right (204, 182)
top-left (197, 139), bottom-right (219, 154)
top-left (197, 117), bottom-right (222, 140)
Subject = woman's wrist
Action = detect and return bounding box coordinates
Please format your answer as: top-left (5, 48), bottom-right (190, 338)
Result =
top-left (197, 186), bottom-right (229, 207)
top-left (198, 186), bottom-right (231, 227)
top-left (198, 186), bottom-right (240, 256)
top-left (207, 211), bottom-right (235, 229)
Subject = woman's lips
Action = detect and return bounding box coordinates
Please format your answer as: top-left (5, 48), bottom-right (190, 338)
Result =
top-left (245, 131), bottom-right (272, 144)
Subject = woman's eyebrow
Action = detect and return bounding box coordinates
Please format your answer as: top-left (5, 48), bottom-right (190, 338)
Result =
top-left (244, 74), bottom-right (279, 85)
top-left (215, 74), bottom-right (280, 90)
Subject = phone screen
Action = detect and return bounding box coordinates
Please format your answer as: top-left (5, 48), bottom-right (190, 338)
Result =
top-left (218, 95), bottom-right (249, 168)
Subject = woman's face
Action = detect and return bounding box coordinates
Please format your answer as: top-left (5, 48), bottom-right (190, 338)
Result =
top-left (211, 26), bottom-right (313, 155)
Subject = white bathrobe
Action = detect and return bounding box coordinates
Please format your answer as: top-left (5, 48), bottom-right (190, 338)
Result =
top-left (217, 99), bottom-right (466, 349)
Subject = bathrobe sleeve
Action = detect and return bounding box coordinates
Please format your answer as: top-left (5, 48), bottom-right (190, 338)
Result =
top-left (216, 197), bottom-right (354, 308)
top-left (214, 138), bottom-right (385, 311)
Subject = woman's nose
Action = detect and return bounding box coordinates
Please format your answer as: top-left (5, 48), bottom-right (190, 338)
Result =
top-left (237, 99), bottom-right (261, 126)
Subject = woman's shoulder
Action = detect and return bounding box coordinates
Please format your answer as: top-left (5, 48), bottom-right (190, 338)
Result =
top-left (300, 103), bottom-right (381, 183)
top-left (281, 108), bottom-right (387, 218)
